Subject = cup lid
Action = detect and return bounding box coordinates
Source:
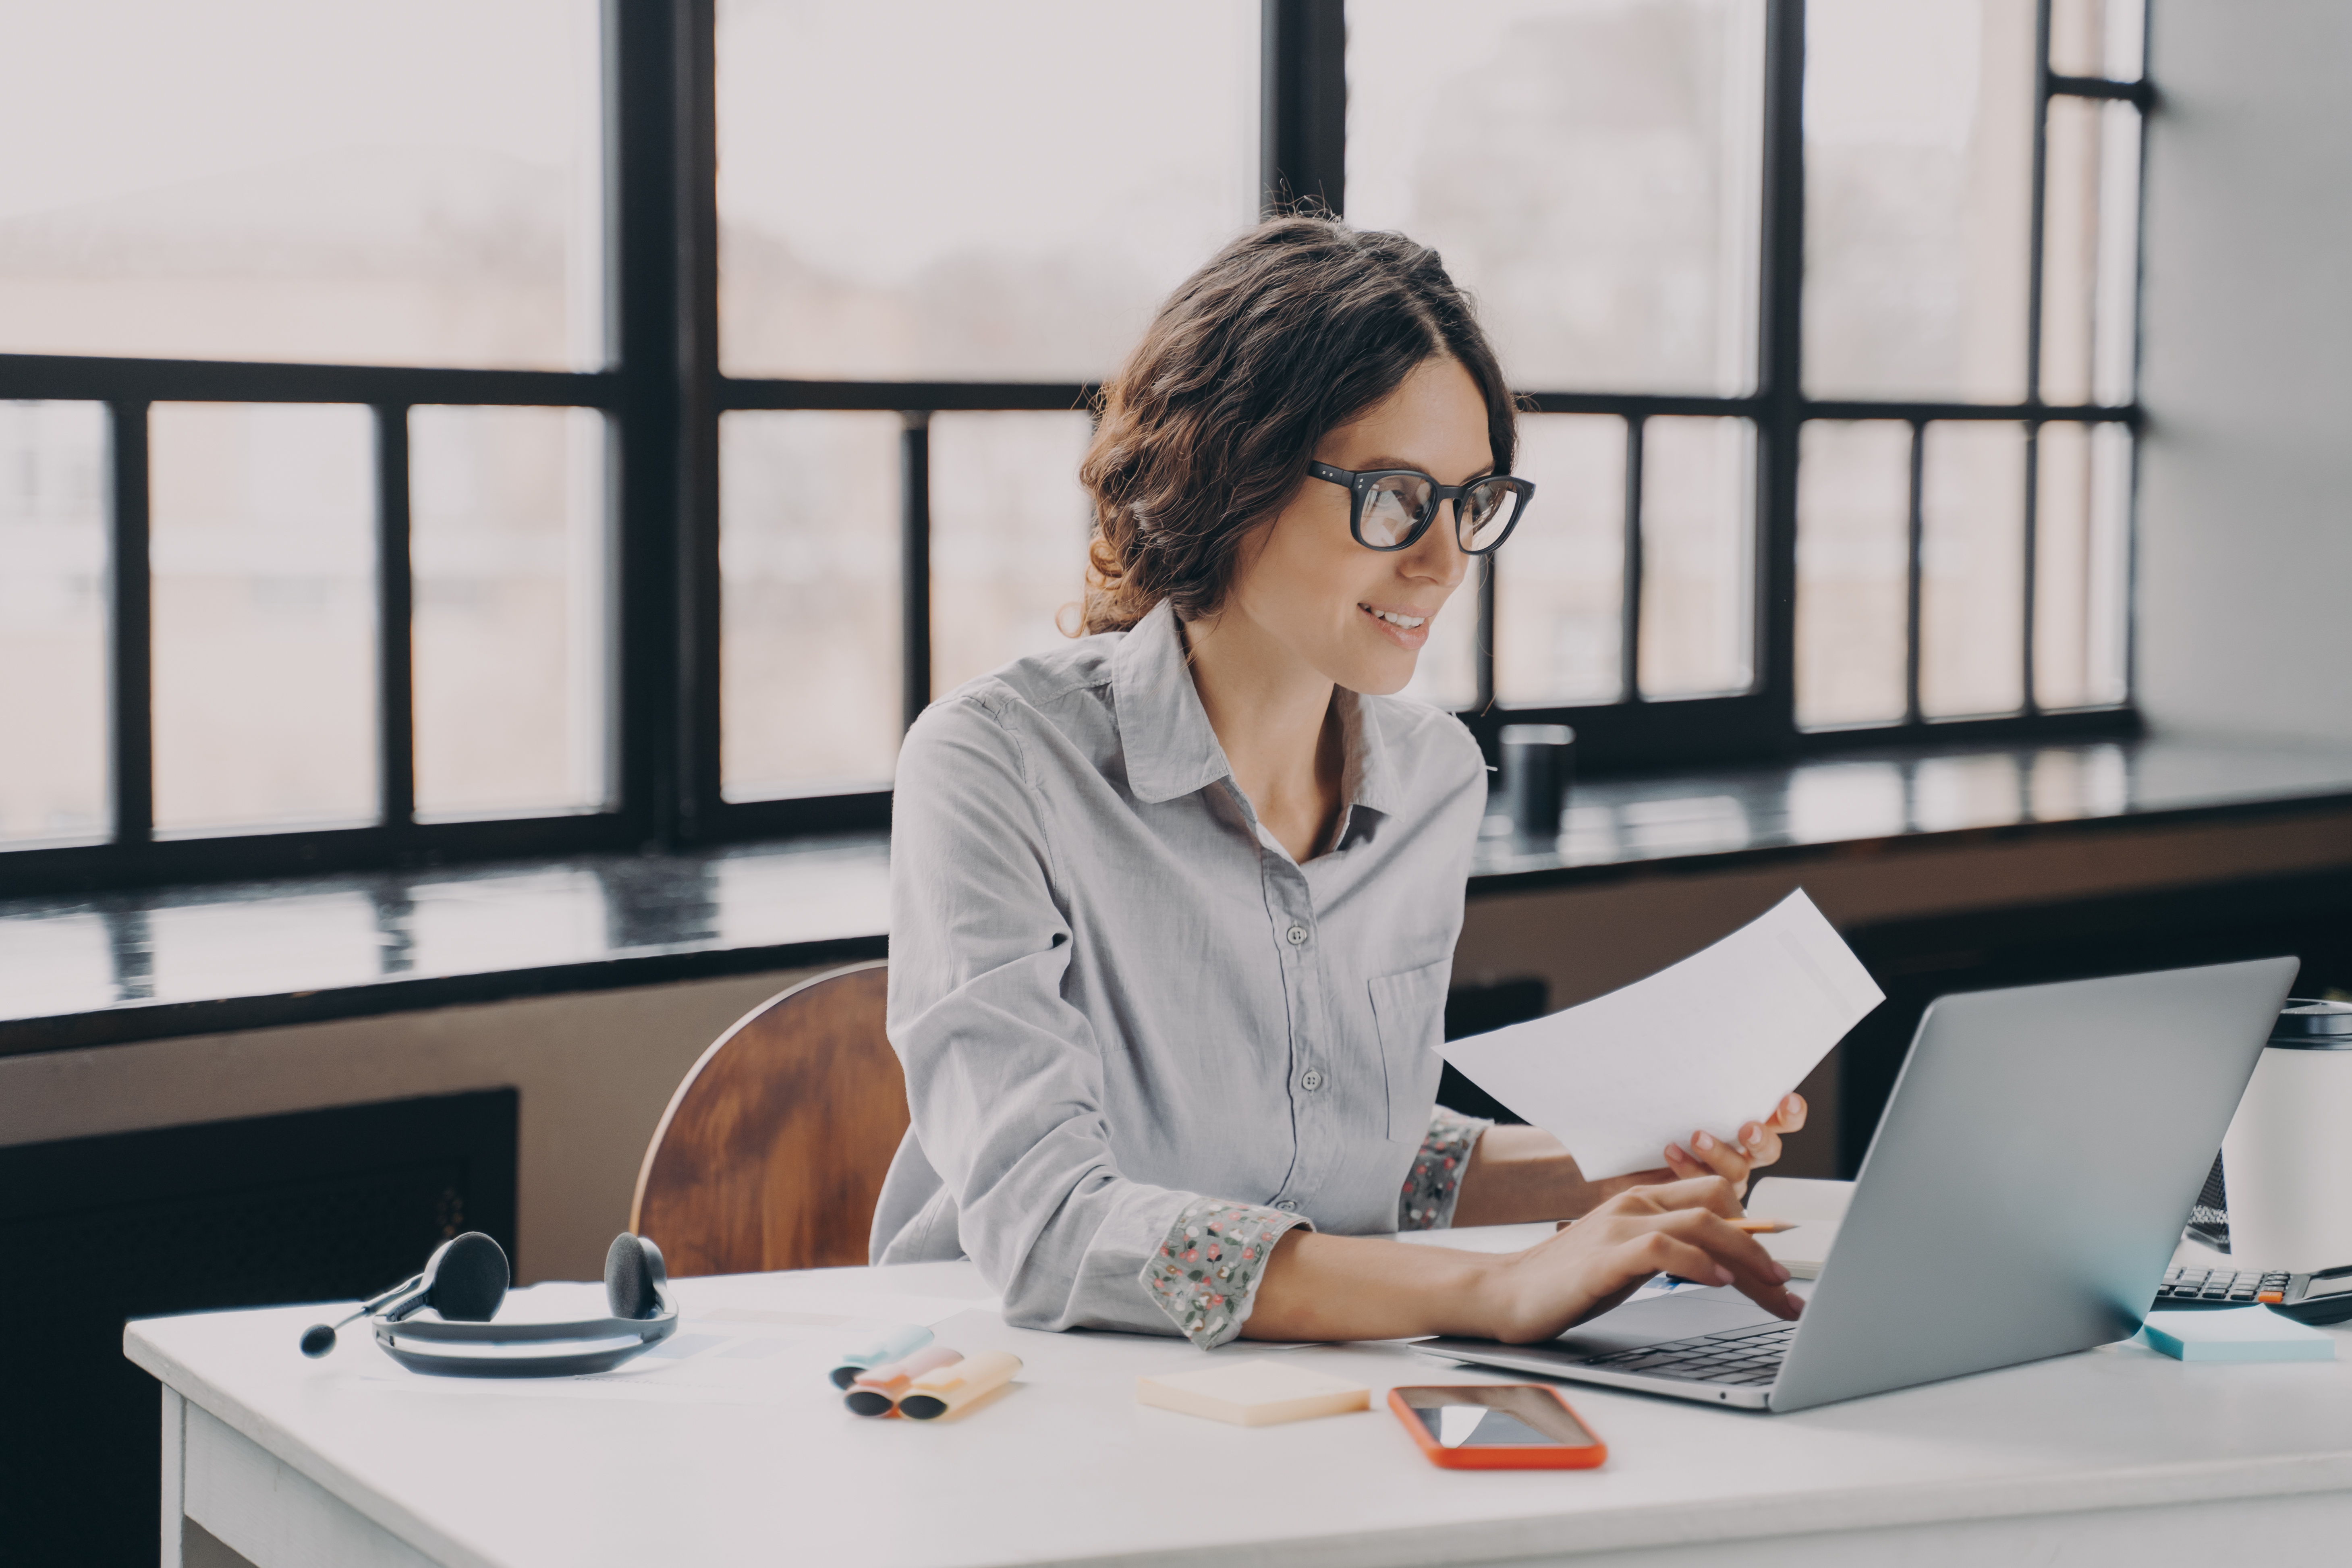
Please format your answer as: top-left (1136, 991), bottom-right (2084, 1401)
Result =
top-left (2269, 999), bottom-right (2352, 1048)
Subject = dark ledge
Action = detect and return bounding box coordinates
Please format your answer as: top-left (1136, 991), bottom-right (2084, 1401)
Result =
top-left (6, 736), bottom-right (2352, 1057)
top-left (1464, 734), bottom-right (2352, 892)
top-left (0, 836), bottom-right (892, 1056)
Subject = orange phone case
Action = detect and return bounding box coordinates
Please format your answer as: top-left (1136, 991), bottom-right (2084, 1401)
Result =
top-left (1386, 1386), bottom-right (1608, 1470)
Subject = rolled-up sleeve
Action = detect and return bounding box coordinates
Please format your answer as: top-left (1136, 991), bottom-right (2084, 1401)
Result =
top-left (1398, 1107), bottom-right (1493, 1230)
top-left (1143, 1198), bottom-right (1312, 1348)
top-left (889, 693), bottom-right (1235, 1338)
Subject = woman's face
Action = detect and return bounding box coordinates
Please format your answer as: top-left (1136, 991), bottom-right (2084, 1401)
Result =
top-left (1222, 355), bottom-right (1494, 697)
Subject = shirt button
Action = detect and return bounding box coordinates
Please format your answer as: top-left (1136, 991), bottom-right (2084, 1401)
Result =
top-left (1275, 1200), bottom-right (1299, 1212)
top-left (1300, 1069), bottom-right (1324, 1091)
top-left (1285, 924), bottom-right (1308, 946)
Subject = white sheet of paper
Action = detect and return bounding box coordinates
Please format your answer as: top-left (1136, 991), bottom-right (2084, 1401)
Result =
top-left (1439, 889), bottom-right (1883, 1180)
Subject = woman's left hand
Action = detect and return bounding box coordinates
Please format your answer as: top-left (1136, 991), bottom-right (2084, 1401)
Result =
top-left (1661, 1093), bottom-right (1807, 1199)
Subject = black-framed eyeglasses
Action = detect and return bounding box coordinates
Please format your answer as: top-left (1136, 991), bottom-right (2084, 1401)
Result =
top-left (1307, 461), bottom-right (1535, 554)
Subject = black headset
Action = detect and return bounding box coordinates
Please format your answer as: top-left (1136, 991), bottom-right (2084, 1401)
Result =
top-left (299, 1231), bottom-right (678, 1377)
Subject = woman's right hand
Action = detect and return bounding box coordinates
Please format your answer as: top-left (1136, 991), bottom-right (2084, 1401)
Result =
top-left (1476, 1176), bottom-right (1804, 1344)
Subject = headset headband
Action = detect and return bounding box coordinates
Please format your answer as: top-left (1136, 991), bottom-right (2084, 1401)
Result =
top-left (373, 1305), bottom-right (677, 1378)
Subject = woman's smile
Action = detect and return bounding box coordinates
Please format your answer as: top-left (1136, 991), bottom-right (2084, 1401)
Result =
top-left (1359, 599), bottom-right (1433, 649)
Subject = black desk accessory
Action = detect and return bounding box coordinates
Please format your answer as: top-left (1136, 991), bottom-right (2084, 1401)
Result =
top-left (1500, 723), bottom-right (1575, 843)
top-left (298, 1231), bottom-right (677, 1376)
top-left (2151, 1263), bottom-right (2352, 1325)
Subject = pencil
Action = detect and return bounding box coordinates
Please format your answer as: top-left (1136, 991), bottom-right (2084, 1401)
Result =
top-left (1732, 1218), bottom-right (1798, 1234)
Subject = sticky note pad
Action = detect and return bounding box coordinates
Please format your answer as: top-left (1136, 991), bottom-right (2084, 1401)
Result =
top-left (2139, 1309), bottom-right (2337, 1363)
top-left (1757, 1222), bottom-right (1838, 1281)
top-left (1136, 1359), bottom-right (1371, 1426)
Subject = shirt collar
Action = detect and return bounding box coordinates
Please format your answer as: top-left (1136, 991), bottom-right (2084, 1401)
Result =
top-left (1112, 598), bottom-right (1405, 826)
top-left (1111, 599), bottom-right (1234, 805)
top-left (1334, 687), bottom-right (1402, 822)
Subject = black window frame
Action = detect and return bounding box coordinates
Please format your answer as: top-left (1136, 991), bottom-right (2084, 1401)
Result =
top-left (0, 0), bottom-right (2149, 898)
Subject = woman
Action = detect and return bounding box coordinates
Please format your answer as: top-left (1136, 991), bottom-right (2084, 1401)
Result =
top-left (871, 216), bottom-right (1806, 1348)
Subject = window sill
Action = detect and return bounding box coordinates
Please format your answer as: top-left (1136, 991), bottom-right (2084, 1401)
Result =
top-left (6, 734), bottom-right (2352, 1056)
top-left (1467, 734), bottom-right (2352, 890)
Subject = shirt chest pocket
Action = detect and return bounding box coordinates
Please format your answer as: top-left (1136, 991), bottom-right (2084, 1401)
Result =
top-left (1369, 957), bottom-right (1452, 1145)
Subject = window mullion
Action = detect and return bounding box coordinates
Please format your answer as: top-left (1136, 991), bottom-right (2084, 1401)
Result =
top-left (2022, 421), bottom-right (2043, 717)
top-left (2028, 0), bottom-right (2053, 407)
top-left (675, 0), bottom-right (724, 844)
top-left (1754, 0), bottom-right (1806, 734)
top-left (2021, 0), bottom-right (2054, 717)
top-left (1261, 0), bottom-right (1347, 216)
top-left (1621, 415), bottom-right (1646, 702)
top-left (901, 412), bottom-right (933, 730)
top-left (375, 404), bottom-right (415, 828)
top-left (1905, 419), bottom-right (1926, 727)
top-left (106, 398), bottom-right (153, 847)
top-left (609, 0), bottom-right (692, 848)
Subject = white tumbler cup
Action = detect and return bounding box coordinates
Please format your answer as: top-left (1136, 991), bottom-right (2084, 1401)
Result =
top-left (2219, 1000), bottom-right (2352, 1272)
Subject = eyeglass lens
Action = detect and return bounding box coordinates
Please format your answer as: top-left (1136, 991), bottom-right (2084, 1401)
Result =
top-left (1460, 479), bottom-right (1519, 551)
top-left (1360, 474), bottom-right (1429, 548)
top-left (1359, 473), bottom-right (1521, 552)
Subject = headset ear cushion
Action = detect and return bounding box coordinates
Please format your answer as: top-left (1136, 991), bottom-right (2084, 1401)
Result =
top-left (429, 1232), bottom-right (510, 1322)
top-left (606, 1233), bottom-right (666, 1320)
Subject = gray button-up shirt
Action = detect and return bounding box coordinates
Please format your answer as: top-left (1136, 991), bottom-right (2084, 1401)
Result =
top-left (871, 599), bottom-right (1487, 1336)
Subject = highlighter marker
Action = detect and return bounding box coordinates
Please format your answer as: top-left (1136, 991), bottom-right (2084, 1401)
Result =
top-left (826, 1323), bottom-right (934, 1390)
top-left (897, 1350), bottom-right (1022, 1421)
top-left (843, 1344), bottom-right (964, 1417)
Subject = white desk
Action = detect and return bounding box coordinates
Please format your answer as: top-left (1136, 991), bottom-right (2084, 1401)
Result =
top-left (130, 1236), bottom-right (2352, 1568)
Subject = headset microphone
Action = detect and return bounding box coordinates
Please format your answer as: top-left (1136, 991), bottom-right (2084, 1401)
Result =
top-left (296, 1232), bottom-right (677, 1377)
top-left (299, 1272), bottom-right (425, 1358)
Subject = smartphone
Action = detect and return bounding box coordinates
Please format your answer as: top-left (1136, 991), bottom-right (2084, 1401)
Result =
top-left (1387, 1385), bottom-right (1607, 1470)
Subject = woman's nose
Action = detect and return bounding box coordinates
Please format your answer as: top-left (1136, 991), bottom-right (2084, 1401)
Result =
top-left (1403, 504), bottom-right (1468, 584)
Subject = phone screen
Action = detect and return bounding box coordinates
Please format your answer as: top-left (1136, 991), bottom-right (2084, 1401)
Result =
top-left (1396, 1386), bottom-right (1596, 1449)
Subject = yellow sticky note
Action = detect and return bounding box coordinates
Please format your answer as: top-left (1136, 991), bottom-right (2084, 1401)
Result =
top-left (1136, 1359), bottom-right (1371, 1427)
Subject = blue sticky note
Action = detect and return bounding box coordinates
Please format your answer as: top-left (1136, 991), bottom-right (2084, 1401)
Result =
top-left (2138, 1308), bottom-right (2336, 1363)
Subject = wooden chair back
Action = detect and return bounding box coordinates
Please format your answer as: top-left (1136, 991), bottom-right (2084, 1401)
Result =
top-left (629, 961), bottom-right (906, 1276)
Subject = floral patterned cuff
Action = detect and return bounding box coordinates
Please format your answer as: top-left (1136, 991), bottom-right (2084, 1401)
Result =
top-left (1141, 1198), bottom-right (1313, 1349)
top-left (1398, 1105), bottom-right (1492, 1231)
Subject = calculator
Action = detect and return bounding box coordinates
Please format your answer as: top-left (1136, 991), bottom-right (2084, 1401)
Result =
top-left (2151, 1263), bottom-right (2352, 1325)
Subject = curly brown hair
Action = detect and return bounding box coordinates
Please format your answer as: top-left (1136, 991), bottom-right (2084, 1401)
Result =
top-left (1075, 215), bottom-right (1517, 636)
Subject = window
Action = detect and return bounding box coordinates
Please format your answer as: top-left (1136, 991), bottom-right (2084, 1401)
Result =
top-left (1342, 0), bottom-right (2142, 752)
top-left (0, 0), bottom-right (604, 371)
top-left (0, 0), bottom-right (2146, 895)
top-left (711, 0), bottom-right (1258, 809)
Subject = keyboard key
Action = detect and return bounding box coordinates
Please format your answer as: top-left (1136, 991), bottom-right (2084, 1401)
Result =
top-left (1593, 1322), bottom-right (1798, 1385)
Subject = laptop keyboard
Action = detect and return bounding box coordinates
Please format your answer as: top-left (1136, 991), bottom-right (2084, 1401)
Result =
top-left (1579, 1318), bottom-right (1798, 1387)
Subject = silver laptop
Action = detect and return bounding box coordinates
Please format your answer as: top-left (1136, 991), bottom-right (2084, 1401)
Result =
top-left (1416, 957), bottom-right (2300, 1413)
